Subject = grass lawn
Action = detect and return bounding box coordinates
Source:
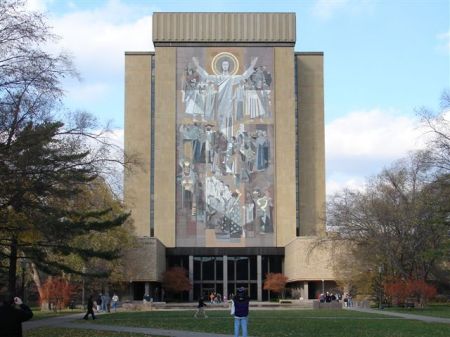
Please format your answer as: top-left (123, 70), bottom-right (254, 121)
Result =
top-left (383, 303), bottom-right (450, 318)
top-left (24, 327), bottom-right (157, 337)
top-left (77, 309), bottom-right (450, 337)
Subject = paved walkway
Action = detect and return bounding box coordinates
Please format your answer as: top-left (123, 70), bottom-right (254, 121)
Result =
top-left (23, 312), bottom-right (247, 337)
top-left (23, 313), bottom-right (83, 331)
top-left (348, 307), bottom-right (450, 324)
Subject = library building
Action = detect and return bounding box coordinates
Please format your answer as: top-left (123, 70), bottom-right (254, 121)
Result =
top-left (124, 12), bottom-right (336, 301)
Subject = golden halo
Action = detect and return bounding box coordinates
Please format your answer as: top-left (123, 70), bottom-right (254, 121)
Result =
top-left (211, 52), bottom-right (239, 75)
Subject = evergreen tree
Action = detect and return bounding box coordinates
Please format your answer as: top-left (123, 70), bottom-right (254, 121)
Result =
top-left (0, 120), bottom-right (129, 296)
top-left (0, 0), bottom-right (131, 297)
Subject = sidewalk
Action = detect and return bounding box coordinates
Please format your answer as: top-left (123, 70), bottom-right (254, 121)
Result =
top-left (348, 307), bottom-right (450, 324)
top-left (23, 312), bottom-right (84, 331)
top-left (23, 312), bottom-right (250, 337)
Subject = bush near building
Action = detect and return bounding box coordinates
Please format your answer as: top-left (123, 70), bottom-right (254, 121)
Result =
top-left (384, 279), bottom-right (437, 308)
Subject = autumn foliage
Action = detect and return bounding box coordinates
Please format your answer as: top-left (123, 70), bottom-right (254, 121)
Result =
top-left (263, 273), bottom-right (288, 296)
top-left (162, 267), bottom-right (192, 293)
top-left (40, 277), bottom-right (77, 310)
top-left (384, 279), bottom-right (437, 307)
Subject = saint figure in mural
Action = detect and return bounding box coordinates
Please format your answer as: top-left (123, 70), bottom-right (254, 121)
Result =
top-left (192, 55), bottom-right (258, 137)
top-left (245, 66), bottom-right (272, 119)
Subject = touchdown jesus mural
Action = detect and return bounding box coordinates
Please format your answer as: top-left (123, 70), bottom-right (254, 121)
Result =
top-left (176, 47), bottom-right (275, 247)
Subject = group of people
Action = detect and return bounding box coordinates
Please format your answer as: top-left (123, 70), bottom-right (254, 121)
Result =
top-left (318, 291), bottom-right (353, 307)
top-left (83, 292), bottom-right (119, 320)
top-left (319, 291), bottom-right (341, 303)
top-left (209, 291), bottom-right (223, 303)
top-left (343, 293), bottom-right (354, 307)
top-left (195, 287), bottom-right (250, 337)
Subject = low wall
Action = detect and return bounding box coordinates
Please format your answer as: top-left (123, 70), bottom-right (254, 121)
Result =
top-left (312, 301), bottom-right (342, 309)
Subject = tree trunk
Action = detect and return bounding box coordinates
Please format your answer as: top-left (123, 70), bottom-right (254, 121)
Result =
top-left (30, 262), bottom-right (49, 310)
top-left (8, 237), bottom-right (18, 298)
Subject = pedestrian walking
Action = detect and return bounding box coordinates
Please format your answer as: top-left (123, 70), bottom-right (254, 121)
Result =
top-left (111, 293), bottom-right (119, 312)
top-left (83, 295), bottom-right (96, 320)
top-left (101, 293), bottom-right (107, 312)
top-left (0, 296), bottom-right (33, 337)
top-left (194, 297), bottom-right (208, 318)
top-left (96, 293), bottom-right (102, 312)
top-left (104, 293), bottom-right (111, 313)
top-left (231, 287), bottom-right (249, 337)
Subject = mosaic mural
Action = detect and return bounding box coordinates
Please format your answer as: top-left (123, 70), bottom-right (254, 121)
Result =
top-left (176, 47), bottom-right (275, 247)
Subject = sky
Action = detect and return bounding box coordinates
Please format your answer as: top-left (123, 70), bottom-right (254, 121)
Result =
top-left (26, 0), bottom-right (450, 195)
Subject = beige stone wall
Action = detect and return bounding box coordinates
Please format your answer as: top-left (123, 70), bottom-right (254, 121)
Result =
top-left (124, 17), bottom-right (326, 255)
top-left (284, 237), bottom-right (336, 281)
top-left (124, 238), bottom-right (166, 282)
top-left (296, 53), bottom-right (326, 236)
top-left (154, 47), bottom-right (176, 247)
top-left (275, 47), bottom-right (297, 247)
top-left (124, 53), bottom-right (152, 237)
top-left (283, 54), bottom-right (330, 282)
top-left (153, 13), bottom-right (295, 44)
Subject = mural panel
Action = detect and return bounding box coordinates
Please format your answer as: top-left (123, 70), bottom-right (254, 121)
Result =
top-left (176, 47), bottom-right (275, 247)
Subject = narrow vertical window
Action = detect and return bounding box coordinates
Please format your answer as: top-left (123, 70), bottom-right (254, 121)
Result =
top-left (150, 55), bottom-right (155, 237)
top-left (295, 56), bottom-right (300, 237)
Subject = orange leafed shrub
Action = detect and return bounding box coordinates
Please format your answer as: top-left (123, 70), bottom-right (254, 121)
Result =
top-left (384, 280), bottom-right (409, 304)
top-left (384, 279), bottom-right (437, 307)
top-left (162, 267), bottom-right (192, 293)
top-left (40, 277), bottom-right (77, 310)
top-left (263, 273), bottom-right (288, 294)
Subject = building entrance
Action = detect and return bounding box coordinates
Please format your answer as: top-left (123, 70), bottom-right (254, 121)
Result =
top-left (167, 254), bottom-right (283, 301)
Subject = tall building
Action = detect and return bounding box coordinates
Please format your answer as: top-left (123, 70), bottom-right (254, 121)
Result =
top-left (124, 12), bottom-right (335, 301)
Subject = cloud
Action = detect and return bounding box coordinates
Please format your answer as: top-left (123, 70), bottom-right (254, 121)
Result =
top-left (40, 0), bottom-right (156, 123)
top-left (25, 0), bottom-right (52, 11)
top-left (327, 108), bottom-right (425, 158)
top-left (437, 31), bottom-right (450, 54)
top-left (326, 176), bottom-right (366, 195)
top-left (66, 82), bottom-right (110, 103)
top-left (106, 128), bottom-right (124, 149)
top-left (312, 0), bottom-right (373, 20)
top-left (49, 3), bottom-right (154, 78)
top-left (326, 108), bottom-right (427, 195)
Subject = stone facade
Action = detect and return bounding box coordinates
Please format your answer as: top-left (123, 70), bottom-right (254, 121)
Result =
top-left (124, 238), bottom-right (166, 282)
top-left (124, 12), bottom-right (335, 300)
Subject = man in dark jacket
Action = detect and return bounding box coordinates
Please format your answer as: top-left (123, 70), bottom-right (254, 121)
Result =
top-left (232, 287), bottom-right (249, 337)
top-left (0, 296), bottom-right (33, 337)
top-left (83, 295), bottom-right (96, 320)
top-left (194, 297), bottom-right (208, 318)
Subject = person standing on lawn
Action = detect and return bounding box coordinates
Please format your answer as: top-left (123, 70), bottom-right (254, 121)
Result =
top-left (111, 293), bottom-right (119, 312)
top-left (231, 287), bottom-right (250, 337)
top-left (0, 295), bottom-right (33, 337)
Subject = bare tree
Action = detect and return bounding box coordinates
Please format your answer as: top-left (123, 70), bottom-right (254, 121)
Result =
top-left (327, 152), bottom-right (449, 286)
top-left (0, 0), bottom-right (76, 136)
top-left (417, 90), bottom-right (450, 172)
